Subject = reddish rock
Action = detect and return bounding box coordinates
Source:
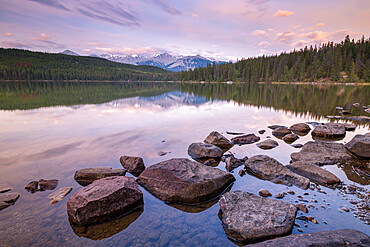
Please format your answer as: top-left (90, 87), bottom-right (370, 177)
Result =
top-left (187, 142), bottom-right (223, 161)
top-left (296, 203), bottom-right (309, 213)
top-left (25, 181), bottom-right (39, 192)
top-left (39, 179), bottom-right (58, 191)
top-left (290, 123), bottom-right (311, 132)
top-left (119, 156), bottom-right (146, 176)
top-left (345, 133), bottom-right (370, 159)
top-left (272, 127), bottom-right (292, 137)
top-left (137, 158), bottom-right (235, 204)
top-left (74, 167), bottom-right (126, 186)
top-left (231, 134), bottom-right (260, 145)
top-left (67, 176), bottom-right (143, 225)
top-left (259, 189), bottom-right (272, 197)
top-left (204, 131), bottom-right (233, 151)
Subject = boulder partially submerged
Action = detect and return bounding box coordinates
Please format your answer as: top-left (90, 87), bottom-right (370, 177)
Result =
top-left (219, 191), bottom-right (297, 243)
top-left (311, 123), bottom-right (346, 139)
top-left (290, 141), bottom-right (359, 166)
top-left (290, 123), bottom-right (311, 133)
top-left (244, 155), bottom-right (310, 189)
top-left (74, 167), bottom-right (126, 186)
top-left (231, 134), bottom-right (260, 145)
top-left (345, 133), bottom-right (370, 159)
top-left (204, 131), bottom-right (233, 151)
top-left (119, 156), bottom-right (146, 176)
top-left (286, 161), bottom-right (340, 185)
top-left (137, 158), bottom-right (235, 204)
top-left (187, 142), bottom-right (223, 162)
top-left (272, 127), bottom-right (291, 137)
top-left (67, 176), bottom-right (143, 225)
top-left (48, 187), bottom-right (73, 204)
top-left (248, 229), bottom-right (370, 247)
top-left (283, 134), bottom-right (299, 143)
top-left (257, 139), bottom-right (278, 150)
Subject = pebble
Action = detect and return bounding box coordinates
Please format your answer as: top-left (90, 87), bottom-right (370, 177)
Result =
top-left (342, 207), bottom-right (349, 212)
top-left (258, 189), bottom-right (272, 197)
top-left (258, 130), bottom-right (266, 134)
top-left (295, 203), bottom-right (308, 213)
top-left (287, 190), bottom-right (295, 195)
top-left (157, 151), bottom-right (168, 156)
top-left (275, 193), bottom-right (285, 199)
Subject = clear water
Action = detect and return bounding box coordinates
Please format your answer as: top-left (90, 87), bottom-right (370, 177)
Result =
top-left (0, 82), bottom-right (369, 246)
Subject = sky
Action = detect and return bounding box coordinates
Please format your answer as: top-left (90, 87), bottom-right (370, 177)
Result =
top-left (0, 0), bottom-right (369, 61)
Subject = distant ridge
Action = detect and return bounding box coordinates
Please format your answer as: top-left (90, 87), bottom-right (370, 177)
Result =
top-left (59, 50), bottom-right (80, 56)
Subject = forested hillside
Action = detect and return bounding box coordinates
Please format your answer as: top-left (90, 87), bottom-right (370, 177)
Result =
top-left (0, 49), bottom-right (177, 81)
top-left (180, 36), bottom-right (370, 82)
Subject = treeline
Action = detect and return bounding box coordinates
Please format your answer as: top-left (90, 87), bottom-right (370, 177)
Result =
top-left (0, 49), bottom-right (177, 81)
top-left (180, 36), bottom-right (370, 82)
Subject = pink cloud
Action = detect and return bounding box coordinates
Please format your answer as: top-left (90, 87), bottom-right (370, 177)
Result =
top-left (251, 29), bottom-right (267, 36)
top-left (275, 31), bottom-right (296, 43)
top-left (258, 41), bottom-right (270, 46)
top-left (5, 33), bottom-right (14, 37)
top-left (273, 10), bottom-right (295, 17)
top-left (292, 40), bottom-right (310, 48)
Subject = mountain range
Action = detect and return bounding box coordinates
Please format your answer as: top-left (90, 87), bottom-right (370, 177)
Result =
top-left (59, 50), bottom-right (226, 72)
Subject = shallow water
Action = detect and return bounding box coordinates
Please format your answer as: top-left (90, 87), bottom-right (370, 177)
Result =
top-left (0, 81), bottom-right (369, 246)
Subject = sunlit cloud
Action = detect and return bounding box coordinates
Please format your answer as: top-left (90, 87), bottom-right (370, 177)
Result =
top-left (273, 10), bottom-right (295, 17)
top-left (312, 22), bottom-right (325, 30)
top-left (5, 33), bottom-right (14, 37)
top-left (275, 31), bottom-right (296, 43)
top-left (292, 39), bottom-right (310, 48)
top-left (258, 41), bottom-right (270, 46)
top-left (251, 29), bottom-right (267, 36)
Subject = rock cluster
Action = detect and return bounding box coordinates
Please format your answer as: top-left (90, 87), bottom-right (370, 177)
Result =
top-left (25, 179), bottom-right (58, 192)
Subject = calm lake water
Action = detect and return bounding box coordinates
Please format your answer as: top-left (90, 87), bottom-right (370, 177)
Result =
top-left (0, 81), bottom-right (369, 246)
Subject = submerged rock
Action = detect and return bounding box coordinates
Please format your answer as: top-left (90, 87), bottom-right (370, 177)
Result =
top-left (259, 189), bottom-right (272, 197)
top-left (283, 133), bottom-right (299, 143)
top-left (48, 187), bottom-right (73, 204)
top-left (25, 181), bottom-right (39, 193)
top-left (187, 142), bottom-right (223, 161)
top-left (231, 134), bottom-right (260, 145)
top-left (119, 156), bottom-right (146, 175)
top-left (137, 158), bottom-right (235, 204)
top-left (345, 133), bottom-right (370, 159)
top-left (225, 155), bottom-right (243, 172)
top-left (248, 229), bottom-right (370, 247)
top-left (219, 191), bottom-right (297, 242)
top-left (67, 176), bottom-right (143, 225)
top-left (39, 179), bottom-right (58, 191)
top-left (244, 155), bottom-right (310, 189)
top-left (272, 127), bottom-right (291, 137)
top-left (290, 123), bottom-right (311, 133)
top-left (311, 123), bottom-right (346, 139)
top-left (0, 192), bottom-right (20, 211)
top-left (74, 167), bottom-right (126, 186)
top-left (257, 139), bottom-right (278, 150)
top-left (290, 141), bottom-right (360, 166)
top-left (204, 131), bottom-right (233, 151)
top-left (286, 161), bottom-right (340, 185)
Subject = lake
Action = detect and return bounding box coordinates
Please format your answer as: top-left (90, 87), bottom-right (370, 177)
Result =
top-left (0, 81), bottom-right (369, 246)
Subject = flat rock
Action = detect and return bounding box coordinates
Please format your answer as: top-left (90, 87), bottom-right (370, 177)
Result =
top-left (268, 125), bottom-right (287, 130)
top-left (0, 201), bottom-right (10, 211)
top-left (137, 158), bottom-right (235, 204)
top-left (119, 156), bottom-right (146, 176)
top-left (289, 123), bottom-right (311, 133)
top-left (291, 144), bottom-right (303, 148)
top-left (272, 127), bottom-right (291, 137)
top-left (225, 155), bottom-right (243, 172)
top-left (283, 134), bottom-right (299, 143)
top-left (67, 176), bottom-right (143, 225)
top-left (248, 229), bottom-right (370, 247)
top-left (0, 188), bottom-right (12, 193)
top-left (39, 179), bottom-right (58, 191)
top-left (286, 161), bottom-right (340, 185)
top-left (290, 141), bottom-right (359, 166)
top-left (187, 142), bottom-right (223, 161)
top-left (244, 155), bottom-right (310, 189)
top-left (219, 191), bottom-right (297, 243)
top-left (311, 123), bottom-right (346, 138)
top-left (0, 192), bottom-right (20, 203)
top-left (345, 133), bottom-right (370, 158)
top-left (257, 139), bottom-right (278, 150)
top-left (231, 134), bottom-right (260, 145)
top-left (204, 131), bottom-right (233, 151)
top-left (48, 187), bottom-right (73, 204)
top-left (74, 167), bottom-right (126, 186)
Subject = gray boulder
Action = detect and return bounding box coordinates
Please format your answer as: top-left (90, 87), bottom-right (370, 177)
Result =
top-left (311, 123), bottom-right (346, 138)
top-left (289, 123), bottom-right (311, 132)
top-left (67, 176), bottom-right (143, 225)
top-left (231, 134), bottom-right (260, 145)
top-left (257, 139), bottom-right (279, 150)
top-left (283, 134), bottom-right (299, 143)
top-left (345, 134), bottom-right (370, 159)
top-left (119, 156), bottom-right (146, 176)
top-left (137, 158), bottom-right (235, 204)
top-left (286, 161), bottom-right (340, 185)
top-left (219, 191), bottom-right (297, 242)
top-left (272, 127), bottom-right (292, 137)
top-left (204, 131), bottom-right (233, 151)
top-left (74, 167), bottom-right (126, 186)
top-left (244, 155), bottom-right (310, 189)
top-left (291, 141), bottom-right (359, 166)
top-left (248, 229), bottom-right (370, 247)
top-left (187, 142), bottom-right (223, 161)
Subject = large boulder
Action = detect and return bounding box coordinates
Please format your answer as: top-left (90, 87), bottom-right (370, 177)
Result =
top-left (231, 134), bottom-right (260, 145)
top-left (286, 161), bottom-right (340, 185)
top-left (136, 158), bottom-right (235, 204)
top-left (204, 131), bottom-right (233, 151)
top-left (219, 191), bottom-right (297, 243)
top-left (345, 134), bottom-right (370, 159)
top-left (290, 141), bottom-right (359, 166)
top-left (311, 123), bottom-right (346, 138)
top-left (248, 229), bottom-right (370, 247)
top-left (67, 176), bottom-right (143, 225)
top-left (74, 167), bottom-right (126, 186)
top-left (187, 142), bottom-right (223, 162)
top-left (119, 156), bottom-right (146, 176)
top-left (244, 155), bottom-right (310, 189)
